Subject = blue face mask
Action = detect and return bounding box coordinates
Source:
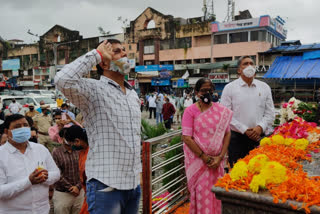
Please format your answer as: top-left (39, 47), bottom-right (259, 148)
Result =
top-left (11, 127), bottom-right (31, 144)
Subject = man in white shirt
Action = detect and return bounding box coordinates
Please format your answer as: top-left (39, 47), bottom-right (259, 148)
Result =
top-left (8, 99), bottom-right (22, 114)
top-left (148, 93), bottom-right (157, 119)
top-left (0, 114), bottom-right (60, 214)
top-left (55, 39), bottom-right (141, 214)
top-left (221, 56), bottom-right (275, 167)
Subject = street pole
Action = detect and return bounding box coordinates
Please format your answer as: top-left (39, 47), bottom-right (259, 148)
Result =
top-left (53, 44), bottom-right (58, 96)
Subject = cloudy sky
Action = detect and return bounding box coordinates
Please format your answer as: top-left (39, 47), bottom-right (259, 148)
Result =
top-left (0, 0), bottom-right (318, 44)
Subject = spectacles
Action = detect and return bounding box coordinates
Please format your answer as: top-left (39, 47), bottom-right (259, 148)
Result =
top-left (199, 88), bottom-right (214, 94)
top-left (113, 47), bottom-right (126, 54)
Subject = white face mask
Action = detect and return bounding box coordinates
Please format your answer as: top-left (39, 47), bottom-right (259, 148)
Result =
top-left (242, 65), bottom-right (256, 78)
top-left (110, 57), bottom-right (131, 75)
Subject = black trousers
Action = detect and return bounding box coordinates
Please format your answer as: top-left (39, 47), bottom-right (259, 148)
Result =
top-left (164, 119), bottom-right (171, 129)
top-left (228, 131), bottom-right (260, 168)
top-left (149, 107), bottom-right (156, 119)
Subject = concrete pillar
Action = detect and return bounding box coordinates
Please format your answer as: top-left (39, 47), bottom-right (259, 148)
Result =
top-left (154, 39), bottom-right (160, 65)
top-left (139, 40), bottom-right (144, 65)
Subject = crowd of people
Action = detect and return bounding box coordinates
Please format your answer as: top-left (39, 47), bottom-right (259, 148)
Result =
top-left (0, 38), bottom-right (275, 214)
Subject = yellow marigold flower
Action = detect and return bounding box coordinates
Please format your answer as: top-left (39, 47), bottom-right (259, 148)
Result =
top-left (271, 135), bottom-right (285, 145)
top-left (248, 154), bottom-right (269, 174)
top-left (294, 138), bottom-right (309, 150)
top-left (230, 161), bottom-right (248, 181)
top-left (284, 138), bottom-right (295, 146)
top-left (260, 161), bottom-right (287, 185)
top-left (249, 174), bottom-right (266, 193)
top-left (260, 137), bottom-right (271, 146)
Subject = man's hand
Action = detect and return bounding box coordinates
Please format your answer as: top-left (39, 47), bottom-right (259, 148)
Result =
top-left (69, 186), bottom-right (80, 197)
top-left (29, 169), bottom-right (48, 185)
top-left (97, 40), bottom-right (113, 62)
top-left (245, 127), bottom-right (262, 142)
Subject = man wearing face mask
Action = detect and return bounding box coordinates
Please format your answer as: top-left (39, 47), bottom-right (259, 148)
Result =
top-left (25, 103), bottom-right (39, 118)
top-left (33, 105), bottom-right (54, 152)
top-left (221, 56), bottom-right (275, 167)
top-left (0, 114), bottom-right (60, 213)
top-left (55, 39), bottom-right (142, 214)
top-left (51, 128), bottom-right (84, 214)
top-left (162, 97), bottom-right (176, 130)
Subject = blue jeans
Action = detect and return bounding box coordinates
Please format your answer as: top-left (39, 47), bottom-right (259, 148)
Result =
top-left (86, 179), bottom-right (141, 214)
top-left (156, 112), bottom-right (163, 124)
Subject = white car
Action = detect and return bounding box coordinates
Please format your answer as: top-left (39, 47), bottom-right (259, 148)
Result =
top-left (29, 95), bottom-right (58, 110)
top-left (23, 90), bottom-right (55, 99)
top-left (1, 95), bottom-right (57, 116)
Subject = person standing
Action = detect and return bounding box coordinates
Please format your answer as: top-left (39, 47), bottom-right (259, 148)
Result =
top-left (25, 103), bottom-right (39, 118)
top-left (148, 93), bottom-right (156, 119)
top-left (155, 96), bottom-right (164, 124)
top-left (55, 39), bottom-right (141, 214)
top-left (52, 129), bottom-right (85, 214)
top-left (221, 56), bottom-right (275, 167)
top-left (162, 97), bottom-right (175, 130)
top-left (33, 105), bottom-right (54, 151)
top-left (0, 114), bottom-right (60, 213)
top-left (61, 103), bottom-right (76, 120)
top-left (182, 78), bottom-right (232, 214)
top-left (56, 95), bottom-right (64, 108)
top-left (8, 98), bottom-right (22, 114)
top-left (184, 94), bottom-right (193, 108)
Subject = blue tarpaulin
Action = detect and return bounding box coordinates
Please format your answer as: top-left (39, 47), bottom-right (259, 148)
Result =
top-left (263, 56), bottom-right (320, 79)
top-left (303, 50), bottom-right (320, 60)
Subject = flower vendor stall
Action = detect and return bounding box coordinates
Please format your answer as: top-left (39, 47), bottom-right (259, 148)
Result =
top-left (212, 116), bottom-right (320, 214)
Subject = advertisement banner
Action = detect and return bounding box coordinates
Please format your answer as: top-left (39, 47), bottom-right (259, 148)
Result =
top-left (159, 64), bottom-right (174, 71)
top-left (135, 65), bottom-right (159, 72)
top-left (208, 73), bottom-right (229, 83)
top-left (2, 59), bottom-right (20, 71)
top-left (212, 18), bottom-right (260, 32)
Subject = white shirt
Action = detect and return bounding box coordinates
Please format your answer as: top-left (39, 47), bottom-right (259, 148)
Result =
top-left (221, 77), bottom-right (275, 134)
top-left (148, 96), bottom-right (157, 108)
top-left (0, 142), bottom-right (60, 214)
top-left (184, 98), bottom-right (193, 108)
top-left (8, 102), bottom-right (22, 114)
top-left (55, 50), bottom-right (141, 190)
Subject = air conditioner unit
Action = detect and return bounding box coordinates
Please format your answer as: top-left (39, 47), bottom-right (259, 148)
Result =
top-left (194, 69), bottom-right (200, 74)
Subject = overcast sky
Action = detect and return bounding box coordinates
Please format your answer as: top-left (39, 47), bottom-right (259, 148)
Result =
top-left (0, 0), bottom-right (318, 44)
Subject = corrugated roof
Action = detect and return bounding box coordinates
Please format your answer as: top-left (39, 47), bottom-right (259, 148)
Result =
top-left (264, 56), bottom-right (320, 79)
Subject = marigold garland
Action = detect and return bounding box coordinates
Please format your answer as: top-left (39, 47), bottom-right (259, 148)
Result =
top-left (215, 117), bottom-right (320, 213)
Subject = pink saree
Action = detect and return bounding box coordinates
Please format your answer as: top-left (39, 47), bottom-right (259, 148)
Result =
top-left (182, 103), bottom-right (232, 214)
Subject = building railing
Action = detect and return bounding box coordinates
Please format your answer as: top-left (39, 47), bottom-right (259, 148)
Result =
top-left (142, 130), bottom-right (188, 214)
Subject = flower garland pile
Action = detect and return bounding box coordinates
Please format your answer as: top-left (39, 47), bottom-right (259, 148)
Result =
top-left (216, 117), bottom-right (320, 213)
top-left (279, 97), bottom-right (317, 125)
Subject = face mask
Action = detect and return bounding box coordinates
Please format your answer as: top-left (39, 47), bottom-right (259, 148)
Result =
top-left (29, 108), bottom-right (34, 111)
top-left (242, 65), bottom-right (256, 78)
top-left (61, 110), bottom-right (67, 113)
top-left (71, 145), bottom-right (84, 151)
top-left (110, 57), bottom-right (131, 75)
top-left (29, 137), bottom-right (38, 143)
top-left (200, 93), bottom-right (213, 105)
top-left (10, 127), bottom-right (31, 143)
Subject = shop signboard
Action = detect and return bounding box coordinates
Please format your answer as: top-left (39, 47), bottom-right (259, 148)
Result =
top-left (159, 64), bottom-right (174, 71)
top-left (151, 78), bottom-right (171, 86)
top-left (208, 73), bottom-right (229, 83)
top-left (2, 59), bottom-right (20, 71)
top-left (135, 65), bottom-right (159, 72)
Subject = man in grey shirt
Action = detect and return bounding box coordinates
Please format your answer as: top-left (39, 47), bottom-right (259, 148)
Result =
top-left (155, 96), bottom-right (164, 124)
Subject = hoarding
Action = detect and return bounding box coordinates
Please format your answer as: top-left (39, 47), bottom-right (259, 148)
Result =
top-left (2, 59), bottom-right (20, 71)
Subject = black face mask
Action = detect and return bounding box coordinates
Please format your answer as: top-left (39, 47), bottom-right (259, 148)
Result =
top-left (29, 108), bottom-right (34, 111)
top-left (200, 93), bottom-right (213, 105)
top-left (71, 145), bottom-right (84, 151)
top-left (29, 137), bottom-right (38, 143)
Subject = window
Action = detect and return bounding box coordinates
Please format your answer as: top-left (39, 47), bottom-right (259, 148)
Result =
top-left (267, 32), bottom-right (272, 43)
top-left (160, 39), bottom-right (174, 50)
top-left (229, 32), bottom-right (248, 43)
top-left (144, 60), bottom-right (154, 65)
top-left (144, 39), bottom-right (154, 54)
top-left (251, 30), bottom-right (266, 42)
top-left (175, 37), bottom-right (192, 49)
top-left (214, 57), bottom-right (232, 62)
top-left (214, 34), bottom-right (227, 44)
top-left (147, 20), bottom-right (156, 29)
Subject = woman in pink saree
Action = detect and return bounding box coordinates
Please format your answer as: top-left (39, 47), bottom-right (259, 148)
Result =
top-left (182, 78), bottom-right (232, 214)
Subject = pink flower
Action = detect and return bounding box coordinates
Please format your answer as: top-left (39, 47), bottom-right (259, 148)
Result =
top-left (313, 149), bottom-right (320, 153)
top-left (282, 103), bottom-right (288, 108)
top-left (307, 110), bottom-right (312, 113)
top-left (306, 154), bottom-right (312, 157)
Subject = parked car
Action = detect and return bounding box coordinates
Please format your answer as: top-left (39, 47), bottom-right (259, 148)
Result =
top-left (1, 95), bottom-right (57, 116)
top-left (23, 90), bottom-right (55, 99)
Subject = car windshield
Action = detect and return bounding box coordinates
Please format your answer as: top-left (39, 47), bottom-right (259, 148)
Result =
top-left (35, 97), bottom-right (55, 104)
top-left (3, 98), bottom-right (29, 107)
top-left (11, 90), bottom-right (25, 96)
top-left (25, 90), bottom-right (41, 94)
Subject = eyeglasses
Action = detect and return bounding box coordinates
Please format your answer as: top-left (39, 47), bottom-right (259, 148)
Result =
top-left (199, 88), bottom-right (214, 94)
top-left (113, 47), bottom-right (126, 54)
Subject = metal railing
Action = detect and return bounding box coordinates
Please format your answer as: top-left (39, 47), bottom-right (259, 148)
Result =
top-left (142, 130), bottom-right (188, 214)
